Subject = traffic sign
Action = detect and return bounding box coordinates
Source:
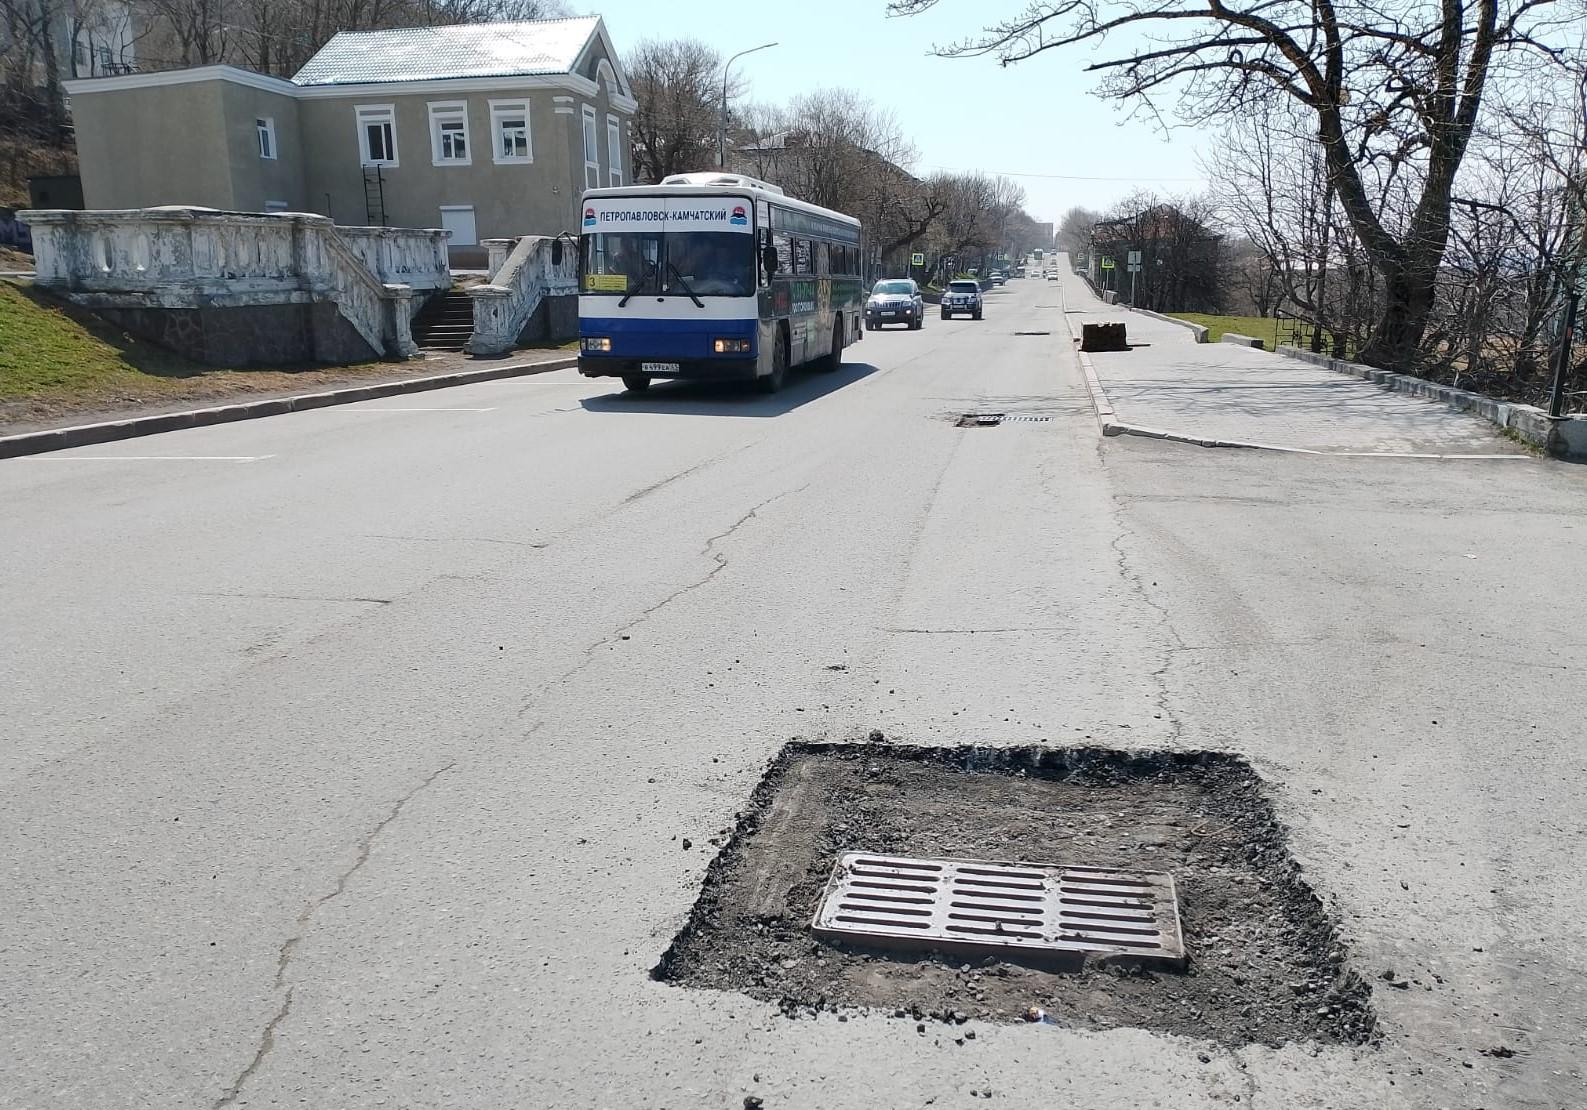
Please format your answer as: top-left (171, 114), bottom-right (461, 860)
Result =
top-left (1127, 250), bottom-right (1142, 266)
top-left (1100, 257), bottom-right (1115, 270)
top-left (910, 252), bottom-right (925, 266)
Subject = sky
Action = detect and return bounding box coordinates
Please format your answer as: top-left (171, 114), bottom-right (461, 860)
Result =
top-left (578, 0), bottom-right (1211, 225)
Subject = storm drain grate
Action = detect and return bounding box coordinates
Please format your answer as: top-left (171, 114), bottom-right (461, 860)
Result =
top-left (955, 413), bottom-right (1053, 427)
top-left (812, 852), bottom-right (1185, 968)
top-left (1013, 330), bottom-right (1052, 336)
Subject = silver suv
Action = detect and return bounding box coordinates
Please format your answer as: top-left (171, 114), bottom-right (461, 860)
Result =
top-left (940, 279), bottom-right (984, 320)
top-left (865, 279), bottom-right (924, 330)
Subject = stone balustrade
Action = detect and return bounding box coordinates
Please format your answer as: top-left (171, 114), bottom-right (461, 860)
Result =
top-left (466, 235), bottom-right (578, 356)
top-left (337, 225), bottom-right (452, 292)
top-left (18, 207), bottom-right (450, 363)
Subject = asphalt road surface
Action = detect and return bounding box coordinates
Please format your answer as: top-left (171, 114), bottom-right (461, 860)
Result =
top-left (3, 278), bottom-right (1584, 1109)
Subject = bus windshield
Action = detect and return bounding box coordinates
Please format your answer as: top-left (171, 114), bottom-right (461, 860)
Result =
top-left (581, 231), bottom-right (754, 298)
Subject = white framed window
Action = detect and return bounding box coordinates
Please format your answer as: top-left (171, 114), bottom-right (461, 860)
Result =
top-left (356, 104), bottom-right (398, 167)
top-left (606, 115), bottom-right (622, 186)
top-left (427, 101), bottom-right (470, 166)
top-left (256, 117), bottom-right (276, 160)
top-left (489, 99), bottom-right (532, 164)
top-left (581, 105), bottom-right (599, 189)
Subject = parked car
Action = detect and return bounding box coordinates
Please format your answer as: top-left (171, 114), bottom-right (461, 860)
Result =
top-left (940, 279), bottom-right (984, 320)
top-left (865, 279), bottom-right (924, 330)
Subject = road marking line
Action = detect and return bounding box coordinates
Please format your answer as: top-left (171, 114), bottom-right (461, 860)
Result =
top-left (23, 454), bottom-right (275, 462)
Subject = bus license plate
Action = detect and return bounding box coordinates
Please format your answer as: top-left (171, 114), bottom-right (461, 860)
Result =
top-left (641, 362), bottom-right (680, 373)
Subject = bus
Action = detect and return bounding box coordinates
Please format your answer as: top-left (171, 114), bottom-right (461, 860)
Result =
top-left (576, 172), bottom-right (864, 394)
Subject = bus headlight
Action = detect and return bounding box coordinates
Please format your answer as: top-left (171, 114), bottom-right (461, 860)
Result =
top-left (581, 336), bottom-right (611, 353)
top-left (713, 338), bottom-right (752, 354)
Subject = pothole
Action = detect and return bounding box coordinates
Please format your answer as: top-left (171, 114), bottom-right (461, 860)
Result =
top-left (653, 742), bottom-right (1377, 1047)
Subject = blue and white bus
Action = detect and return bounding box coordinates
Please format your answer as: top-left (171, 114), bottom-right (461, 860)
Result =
top-left (576, 172), bottom-right (865, 393)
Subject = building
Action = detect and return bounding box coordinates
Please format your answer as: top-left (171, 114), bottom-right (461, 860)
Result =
top-left (62, 16), bottom-right (636, 263)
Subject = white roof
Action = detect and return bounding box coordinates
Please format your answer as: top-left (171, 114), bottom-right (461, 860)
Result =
top-left (293, 16), bottom-right (601, 86)
top-left (583, 181), bottom-right (861, 229)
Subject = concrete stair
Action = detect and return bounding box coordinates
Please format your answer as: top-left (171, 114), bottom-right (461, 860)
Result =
top-left (412, 291), bottom-right (474, 351)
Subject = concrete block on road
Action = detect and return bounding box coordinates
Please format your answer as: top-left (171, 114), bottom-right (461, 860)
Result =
top-left (1082, 322), bottom-right (1129, 353)
top-left (1220, 333), bottom-right (1266, 349)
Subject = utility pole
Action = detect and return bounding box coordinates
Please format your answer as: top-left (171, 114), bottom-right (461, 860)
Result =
top-left (719, 42), bottom-right (777, 169)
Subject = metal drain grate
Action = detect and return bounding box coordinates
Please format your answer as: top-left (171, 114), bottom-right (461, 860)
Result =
top-left (1013, 330), bottom-right (1052, 336)
top-left (955, 413), bottom-right (1052, 427)
top-left (812, 852), bottom-right (1185, 968)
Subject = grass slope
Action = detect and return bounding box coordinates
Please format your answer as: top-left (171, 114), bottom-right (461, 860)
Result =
top-left (0, 281), bottom-right (408, 432)
top-left (1168, 313), bottom-right (1282, 349)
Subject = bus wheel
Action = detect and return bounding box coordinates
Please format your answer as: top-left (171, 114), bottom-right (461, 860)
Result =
top-left (622, 374), bottom-right (651, 393)
top-left (817, 320), bottom-right (844, 373)
top-left (757, 330), bottom-right (788, 394)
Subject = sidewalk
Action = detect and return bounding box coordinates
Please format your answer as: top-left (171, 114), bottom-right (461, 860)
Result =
top-left (1058, 268), bottom-right (1524, 457)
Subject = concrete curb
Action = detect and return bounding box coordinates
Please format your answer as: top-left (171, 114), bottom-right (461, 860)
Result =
top-left (1133, 308), bottom-right (1209, 344)
top-left (0, 355), bottom-right (577, 459)
top-left (1273, 345), bottom-right (1586, 458)
top-left (1221, 333), bottom-right (1265, 349)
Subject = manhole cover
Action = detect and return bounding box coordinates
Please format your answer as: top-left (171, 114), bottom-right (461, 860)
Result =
top-left (813, 852), bottom-right (1185, 969)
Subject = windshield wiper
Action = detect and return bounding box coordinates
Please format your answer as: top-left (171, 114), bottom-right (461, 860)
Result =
top-left (664, 262), bottom-right (705, 309)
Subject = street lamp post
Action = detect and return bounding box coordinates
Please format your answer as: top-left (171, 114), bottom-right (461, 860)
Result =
top-left (719, 42), bottom-right (777, 169)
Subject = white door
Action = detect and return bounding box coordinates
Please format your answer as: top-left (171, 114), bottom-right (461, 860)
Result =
top-left (439, 206), bottom-right (477, 246)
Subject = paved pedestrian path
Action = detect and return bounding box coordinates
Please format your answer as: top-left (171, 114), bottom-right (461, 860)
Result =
top-left (1057, 265), bottom-right (1523, 456)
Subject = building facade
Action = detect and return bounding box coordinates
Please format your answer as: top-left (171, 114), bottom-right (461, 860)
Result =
top-left (62, 16), bottom-right (636, 262)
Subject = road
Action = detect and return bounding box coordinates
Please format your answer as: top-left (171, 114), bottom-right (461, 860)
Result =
top-left (3, 276), bottom-right (1585, 1109)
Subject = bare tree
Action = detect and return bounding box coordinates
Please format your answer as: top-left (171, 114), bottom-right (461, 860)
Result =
top-left (892, 0), bottom-right (1582, 371)
top-left (626, 37), bottom-right (726, 184)
top-left (1057, 206), bottom-right (1100, 257)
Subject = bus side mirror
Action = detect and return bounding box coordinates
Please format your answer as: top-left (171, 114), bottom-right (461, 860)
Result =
top-left (762, 245), bottom-right (779, 275)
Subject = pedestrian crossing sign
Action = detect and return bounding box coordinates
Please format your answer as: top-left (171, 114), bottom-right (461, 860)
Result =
top-left (1100, 257), bottom-right (1115, 270)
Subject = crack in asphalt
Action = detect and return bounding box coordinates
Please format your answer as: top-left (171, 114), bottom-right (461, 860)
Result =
top-left (1106, 504), bottom-right (1188, 744)
top-left (211, 760), bottom-right (457, 1108)
top-left (622, 442), bottom-right (756, 506)
top-left (518, 484), bottom-right (811, 717)
top-left (196, 592), bottom-right (395, 605)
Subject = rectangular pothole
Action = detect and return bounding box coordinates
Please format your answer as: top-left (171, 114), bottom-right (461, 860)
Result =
top-left (653, 742), bottom-right (1377, 1047)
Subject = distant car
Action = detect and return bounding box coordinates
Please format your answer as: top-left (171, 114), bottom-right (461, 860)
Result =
top-left (940, 279), bottom-right (984, 320)
top-left (988, 271), bottom-right (1006, 286)
top-left (865, 278), bottom-right (924, 330)
top-left (1046, 270), bottom-right (1059, 281)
